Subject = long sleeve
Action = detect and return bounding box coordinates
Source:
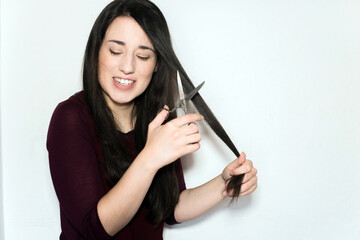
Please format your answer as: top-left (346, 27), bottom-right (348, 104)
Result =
top-left (164, 159), bottom-right (186, 225)
top-left (47, 97), bottom-right (111, 239)
top-left (47, 92), bottom-right (187, 239)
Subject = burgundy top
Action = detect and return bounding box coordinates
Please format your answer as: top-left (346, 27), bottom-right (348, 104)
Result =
top-left (47, 92), bottom-right (186, 240)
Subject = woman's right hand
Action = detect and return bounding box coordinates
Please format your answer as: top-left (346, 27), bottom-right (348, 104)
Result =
top-left (143, 107), bottom-right (204, 171)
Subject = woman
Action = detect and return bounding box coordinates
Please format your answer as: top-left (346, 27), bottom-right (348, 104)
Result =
top-left (47, 0), bottom-right (258, 239)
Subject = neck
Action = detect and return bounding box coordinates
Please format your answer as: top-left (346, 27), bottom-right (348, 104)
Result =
top-left (113, 103), bottom-right (135, 133)
top-left (105, 96), bottom-right (135, 133)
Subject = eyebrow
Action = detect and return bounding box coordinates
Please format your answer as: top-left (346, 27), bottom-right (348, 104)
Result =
top-left (108, 40), bottom-right (155, 53)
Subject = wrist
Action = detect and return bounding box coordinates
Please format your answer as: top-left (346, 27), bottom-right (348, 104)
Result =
top-left (135, 148), bottom-right (159, 176)
top-left (218, 174), bottom-right (228, 198)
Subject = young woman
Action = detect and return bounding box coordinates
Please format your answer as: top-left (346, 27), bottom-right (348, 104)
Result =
top-left (47, 0), bottom-right (258, 239)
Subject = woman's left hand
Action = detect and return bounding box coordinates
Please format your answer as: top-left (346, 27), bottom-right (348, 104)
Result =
top-left (222, 152), bottom-right (258, 197)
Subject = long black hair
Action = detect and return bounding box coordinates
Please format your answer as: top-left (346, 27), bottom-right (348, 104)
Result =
top-left (83, 0), bottom-right (243, 224)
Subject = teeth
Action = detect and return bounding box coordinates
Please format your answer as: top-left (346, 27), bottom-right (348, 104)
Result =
top-left (114, 77), bottom-right (134, 86)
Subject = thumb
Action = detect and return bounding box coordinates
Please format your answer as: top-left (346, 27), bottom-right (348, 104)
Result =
top-left (149, 105), bottom-right (169, 129)
top-left (237, 152), bottom-right (246, 165)
top-left (226, 152), bottom-right (246, 174)
top-left (226, 152), bottom-right (246, 178)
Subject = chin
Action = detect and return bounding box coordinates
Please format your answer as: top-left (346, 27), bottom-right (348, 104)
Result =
top-left (112, 96), bottom-right (136, 105)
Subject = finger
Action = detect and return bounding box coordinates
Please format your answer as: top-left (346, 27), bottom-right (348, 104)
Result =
top-left (230, 159), bottom-right (253, 176)
top-left (227, 156), bottom-right (242, 172)
top-left (240, 175), bottom-right (258, 194)
top-left (241, 167), bottom-right (257, 184)
top-left (183, 142), bottom-right (201, 155)
top-left (171, 113), bottom-right (204, 127)
top-left (149, 106), bottom-right (169, 129)
top-left (185, 133), bottom-right (201, 144)
top-left (183, 123), bottom-right (199, 135)
top-left (239, 183), bottom-right (258, 197)
top-left (222, 159), bottom-right (240, 181)
top-left (237, 152), bottom-right (246, 165)
top-left (224, 176), bottom-right (258, 197)
top-left (229, 153), bottom-right (246, 171)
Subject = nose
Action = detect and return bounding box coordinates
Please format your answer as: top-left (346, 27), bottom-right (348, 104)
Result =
top-left (119, 54), bottom-right (135, 75)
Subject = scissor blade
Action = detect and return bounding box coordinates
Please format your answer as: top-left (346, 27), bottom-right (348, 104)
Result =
top-left (185, 81), bottom-right (205, 102)
top-left (177, 71), bottom-right (185, 101)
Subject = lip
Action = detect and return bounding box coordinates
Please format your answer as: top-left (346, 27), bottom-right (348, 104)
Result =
top-left (113, 76), bottom-right (136, 90)
top-left (113, 76), bottom-right (136, 81)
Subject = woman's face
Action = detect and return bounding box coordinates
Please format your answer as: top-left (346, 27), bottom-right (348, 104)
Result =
top-left (98, 16), bottom-right (157, 109)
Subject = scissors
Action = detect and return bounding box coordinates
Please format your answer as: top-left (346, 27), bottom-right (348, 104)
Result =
top-left (160, 71), bottom-right (205, 118)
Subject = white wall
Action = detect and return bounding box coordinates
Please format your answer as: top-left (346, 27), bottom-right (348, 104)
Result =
top-left (0, 0), bottom-right (4, 238)
top-left (1, 0), bottom-right (359, 239)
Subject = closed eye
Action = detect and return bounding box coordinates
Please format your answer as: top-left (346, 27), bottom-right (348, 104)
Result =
top-left (110, 49), bottom-right (121, 55)
top-left (137, 55), bottom-right (150, 61)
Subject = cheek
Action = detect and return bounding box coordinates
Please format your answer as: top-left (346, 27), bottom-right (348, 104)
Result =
top-left (98, 62), bottom-right (107, 88)
top-left (98, 57), bottom-right (116, 86)
top-left (140, 61), bottom-right (157, 80)
top-left (98, 47), bottom-right (117, 74)
top-left (99, 57), bottom-right (113, 74)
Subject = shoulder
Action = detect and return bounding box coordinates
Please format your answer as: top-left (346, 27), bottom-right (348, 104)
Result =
top-left (49, 91), bottom-right (93, 126)
top-left (47, 91), bottom-right (95, 143)
top-left (53, 91), bottom-right (88, 117)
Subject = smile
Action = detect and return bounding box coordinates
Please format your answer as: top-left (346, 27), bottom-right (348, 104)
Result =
top-left (113, 77), bottom-right (135, 86)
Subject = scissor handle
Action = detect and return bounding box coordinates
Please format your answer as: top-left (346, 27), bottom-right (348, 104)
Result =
top-left (157, 103), bottom-right (190, 120)
top-left (157, 107), bottom-right (174, 120)
top-left (156, 106), bottom-right (198, 127)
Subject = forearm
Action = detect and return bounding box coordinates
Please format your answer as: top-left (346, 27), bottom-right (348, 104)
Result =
top-left (174, 174), bottom-right (226, 223)
top-left (97, 149), bottom-right (157, 236)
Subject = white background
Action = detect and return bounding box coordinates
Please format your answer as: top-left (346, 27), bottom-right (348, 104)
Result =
top-left (1, 0), bottom-right (360, 239)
